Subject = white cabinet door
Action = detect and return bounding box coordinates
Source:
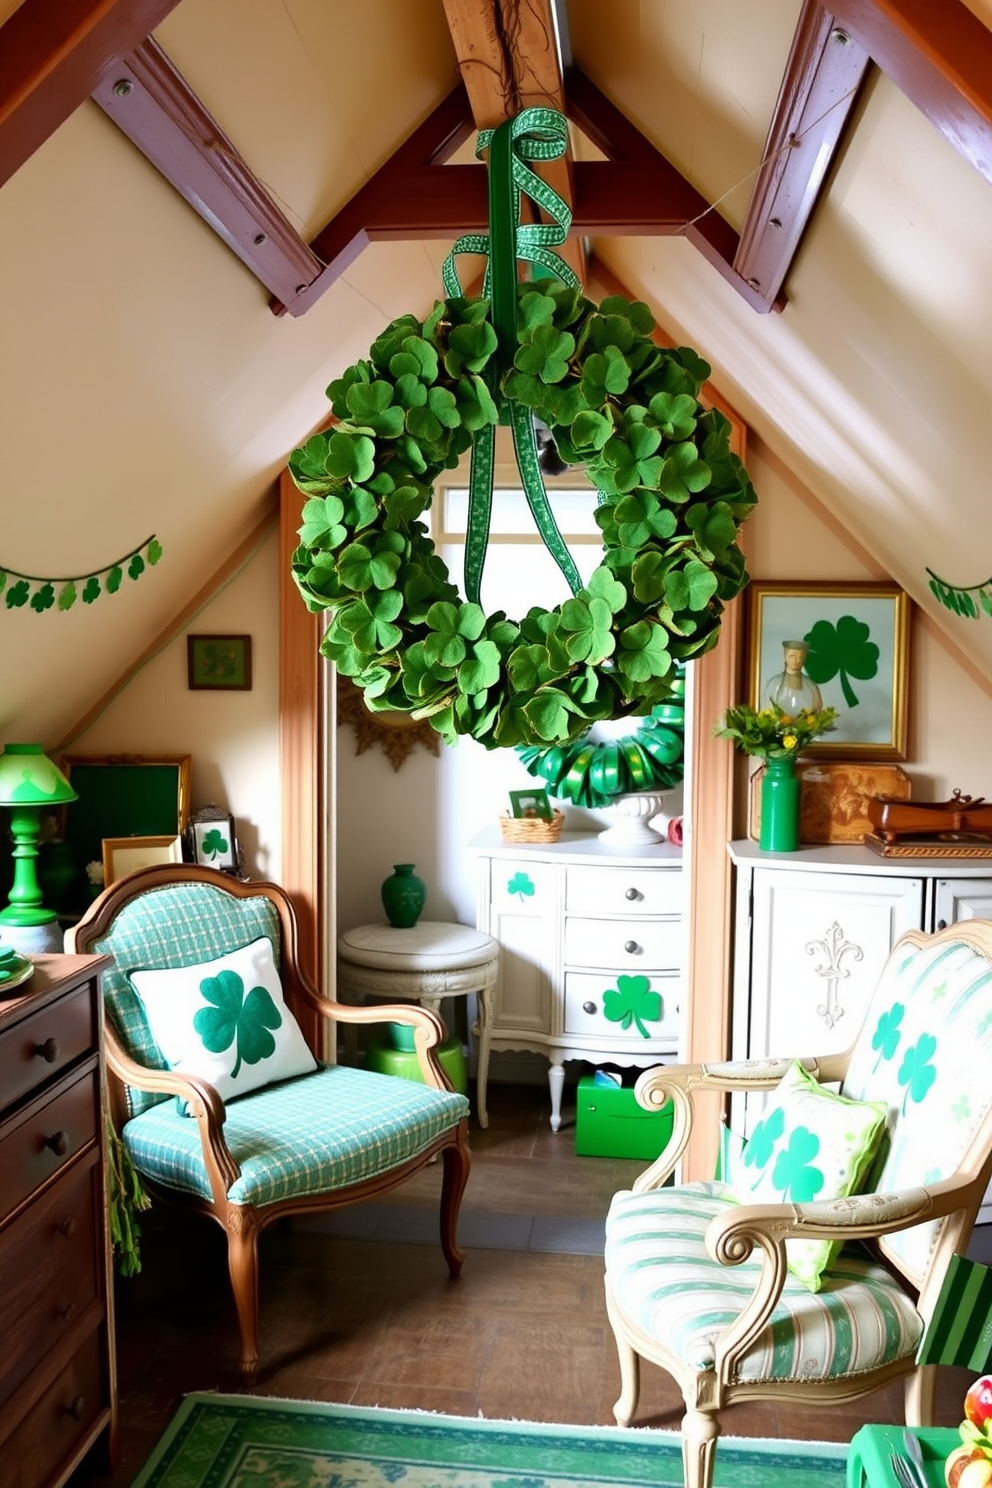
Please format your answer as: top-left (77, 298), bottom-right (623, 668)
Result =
top-left (932, 878), bottom-right (992, 928)
top-left (748, 868), bottom-right (924, 1064)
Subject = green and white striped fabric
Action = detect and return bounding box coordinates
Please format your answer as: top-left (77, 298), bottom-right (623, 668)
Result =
top-left (605, 1182), bottom-right (921, 1383)
top-left (841, 934), bottom-right (992, 1281)
top-left (122, 1063), bottom-right (469, 1205)
top-left (91, 882), bottom-right (283, 1116)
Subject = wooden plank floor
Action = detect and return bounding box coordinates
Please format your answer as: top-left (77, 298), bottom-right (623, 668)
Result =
top-left (69, 1081), bottom-right (984, 1486)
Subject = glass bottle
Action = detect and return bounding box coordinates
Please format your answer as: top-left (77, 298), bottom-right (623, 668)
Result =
top-left (764, 639), bottom-right (822, 714)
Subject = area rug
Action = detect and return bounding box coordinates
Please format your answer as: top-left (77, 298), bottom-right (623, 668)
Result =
top-left (131, 1393), bottom-right (850, 1488)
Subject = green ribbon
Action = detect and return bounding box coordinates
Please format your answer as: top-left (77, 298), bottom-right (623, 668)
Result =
top-left (442, 108), bottom-right (583, 607)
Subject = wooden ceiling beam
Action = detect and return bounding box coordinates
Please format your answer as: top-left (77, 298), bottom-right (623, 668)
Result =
top-left (92, 38), bottom-right (322, 308)
top-left (733, 3), bottom-right (871, 311)
top-left (0, 0), bottom-right (182, 190)
top-left (832, 0), bottom-right (992, 185)
top-left (440, 0), bottom-right (586, 283)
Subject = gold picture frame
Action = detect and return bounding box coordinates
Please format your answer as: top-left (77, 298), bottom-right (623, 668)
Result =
top-left (745, 582), bottom-right (911, 760)
top-left (102, 833), bottom-right (184, 887)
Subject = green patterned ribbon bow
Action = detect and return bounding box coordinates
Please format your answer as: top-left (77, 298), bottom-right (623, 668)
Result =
top-left (442, 107), bottom-right (582, 607)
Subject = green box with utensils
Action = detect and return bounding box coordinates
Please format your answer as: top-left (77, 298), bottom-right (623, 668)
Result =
top-left (574, 1071), bottom-right (673, 1160)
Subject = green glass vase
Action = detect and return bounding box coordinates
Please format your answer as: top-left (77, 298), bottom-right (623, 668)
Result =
top-left (380, 863), bottom-right (426, 928)
top-left (758, 755), bottom-right (801, 852)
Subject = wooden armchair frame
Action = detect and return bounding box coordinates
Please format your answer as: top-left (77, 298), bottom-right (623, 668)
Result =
top-left (606, 921), bottom-right (992, 1488)
top-left (67, 864), bottom-right (471, 1379)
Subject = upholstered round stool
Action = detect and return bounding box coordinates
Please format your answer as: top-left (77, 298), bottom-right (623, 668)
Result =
top-left (337, 921), bottom-right (499, 1128)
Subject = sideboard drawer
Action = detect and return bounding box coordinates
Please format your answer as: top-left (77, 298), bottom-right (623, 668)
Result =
top-left (565, 866), bottom-right (681, 916)
top-left (2, 1327), bottom-right (106, 1488)
top-left (563, 971), bottom-right (680, 1041)
top-left (0, 985), bottom-right (98, 1113)
top-left (564, 916), bottom-right (681, 970)
top-left (0, 1067), bottom-right (99, 1228)
top-left (0, 1156), bottom-right (100, 1412)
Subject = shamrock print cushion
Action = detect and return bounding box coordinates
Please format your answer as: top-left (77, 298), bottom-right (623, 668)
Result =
top-left (841, 931), bottom-right (992, 1281)
top-left (729, 1059), bottom-right (888, 1291)
top-left (129, 936), bottom-right (317, 1110)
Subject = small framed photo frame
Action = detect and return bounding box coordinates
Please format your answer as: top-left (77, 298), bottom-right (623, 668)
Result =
top-left (508, 787), bottom-right (554, 821)
top-left (187, 634), bottom-right (252, 691)
top-left (188, 810), bottom-right (239, 873)
top-left (102, 834), bottom-right (184, 888)
top-left (745, 581), bottom-right (911, 760)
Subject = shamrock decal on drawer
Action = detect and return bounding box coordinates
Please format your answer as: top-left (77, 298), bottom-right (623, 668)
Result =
top-left (603, 974), bottom-right (662, 1038)
top-left (194, 969), bottom-right (283, 1079)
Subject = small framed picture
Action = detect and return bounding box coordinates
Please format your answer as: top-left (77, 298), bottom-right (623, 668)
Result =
top-left (187, 634), bottom-right (252, 691)
top-left (189, 812), bottom-right (239, 873)
top-left (102, 834), bottom-right (184, 888)
top-left (508, 788), bottom-right (554, 821)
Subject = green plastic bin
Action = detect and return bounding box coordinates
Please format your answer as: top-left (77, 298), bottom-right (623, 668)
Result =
top-left (365, 1032), bottom-right (468, 1094)
top-left (575, 1073), bottom-right (673, 1160)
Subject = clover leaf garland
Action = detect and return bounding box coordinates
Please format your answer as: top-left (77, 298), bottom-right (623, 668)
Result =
top-left (289, 280), bottom-right (757, 750)
top-left (0, 535), bottom-right (163, 613)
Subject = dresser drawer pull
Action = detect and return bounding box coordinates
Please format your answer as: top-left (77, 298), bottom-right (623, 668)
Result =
top-left (59, 1216), bottom-right (78, 1239)
top-left (624, 940), bottom-right (640, 954)
top-left (582, 1001), bottom-right (597, 1014)
top-left (625, 887), bottom-right (641, 901)
top-left (57, 1301), bottom-right (78, 1321)
top-left (65, 1395), bottom-right (86, 1421)
top-left (35, 1037), bottom-right (61, 1063)
top-left (45, 1129), bottom-right (71, 1156)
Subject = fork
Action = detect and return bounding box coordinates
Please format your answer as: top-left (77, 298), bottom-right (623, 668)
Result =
top-left (890, 1451), bottom-right (918, 1488)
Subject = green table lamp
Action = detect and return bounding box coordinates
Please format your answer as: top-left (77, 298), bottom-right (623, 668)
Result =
top-left (0, 743), bottom-right (78, 931)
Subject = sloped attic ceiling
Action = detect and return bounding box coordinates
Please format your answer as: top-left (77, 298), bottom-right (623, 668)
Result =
top-left (2, 0), bottom-right (992, 746)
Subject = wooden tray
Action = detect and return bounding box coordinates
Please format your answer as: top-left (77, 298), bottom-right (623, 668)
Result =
top-left (864, 832), bottom-right (992, 858)
top-left (749, 761), bottom-right (911, 845)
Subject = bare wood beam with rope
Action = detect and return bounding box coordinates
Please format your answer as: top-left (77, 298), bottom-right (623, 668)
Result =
top-left (734, 2), bottom-right (870, 310)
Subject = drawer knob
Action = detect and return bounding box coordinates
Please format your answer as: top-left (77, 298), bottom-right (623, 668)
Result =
top-left (58, 1301), bottom-right (78, 1321)
top-left (65, 1395), bottom-right (86, 1421)
top-left (937, 919), bottom-right (947, 930)
top-left (624, 940), bottom-right (640, 954)
top-left (582, 1000), bottom-right (597, 1014)
top-left (59, 1216), bottom-right (78, 1239)
top-left (35, 1037), bottom-right (61, 1063)
top-left (45, 1130), bottom-right (70, 1157)
top-left (625, 887), bottom-right (640, 902)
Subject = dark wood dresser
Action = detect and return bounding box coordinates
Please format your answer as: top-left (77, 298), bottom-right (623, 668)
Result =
top-left (0, 953), bottom-right (116, 1488)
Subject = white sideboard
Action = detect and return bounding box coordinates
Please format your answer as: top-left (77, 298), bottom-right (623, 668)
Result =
top-left (472, 829), bottom-right (684, 1130)
top-left (728, 841), bottom-right (992, 1218)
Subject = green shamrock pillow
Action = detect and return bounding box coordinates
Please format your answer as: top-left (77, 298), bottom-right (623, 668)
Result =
top-left (729, 1060), bottom-right (888, 1291)
top-left (129, 936), bottom-right (317, 1110)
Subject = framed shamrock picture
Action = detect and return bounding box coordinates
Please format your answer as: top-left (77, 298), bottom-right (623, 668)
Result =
top-left (745, 581), bottom-right (911, 760)
top-left (187, 806), bottom-right (240, 874)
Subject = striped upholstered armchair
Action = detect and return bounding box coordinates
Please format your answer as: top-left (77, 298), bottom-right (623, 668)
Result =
top-left (604, 920), bottom-right (992, 1488)
top-left (67, 864), bottom-right (471, 1380)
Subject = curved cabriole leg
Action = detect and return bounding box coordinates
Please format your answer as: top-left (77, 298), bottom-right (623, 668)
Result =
top-left (682, 1408), bottom-right (719, 1488)
top-left (610, 1325), bottom-right (641, 1426)
top-left (905, 1363), bottom-right (937, 1426)
top-left (439, 1129), bottom-right (471, 1275)
top-left (227, 1206), bottom-right (262, 1380)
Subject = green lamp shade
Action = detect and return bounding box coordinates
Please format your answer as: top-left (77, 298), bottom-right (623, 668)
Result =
top-left (0, 743), bottom-right (77, 807)
top-left (0, 744), bottom-right (77, 928)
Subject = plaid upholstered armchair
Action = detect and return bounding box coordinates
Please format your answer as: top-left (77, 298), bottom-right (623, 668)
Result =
top-left (603, 920), bottom-right (992, 1488)
top-left (67, 864), bottom-right (471, 1380)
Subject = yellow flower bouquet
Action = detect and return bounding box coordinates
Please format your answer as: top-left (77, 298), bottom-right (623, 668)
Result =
top-left (714, 702), bottom-right (839, 760)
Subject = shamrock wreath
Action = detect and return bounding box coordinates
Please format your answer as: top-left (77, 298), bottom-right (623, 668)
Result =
top-left (290, 279), bottom-right (756, 751)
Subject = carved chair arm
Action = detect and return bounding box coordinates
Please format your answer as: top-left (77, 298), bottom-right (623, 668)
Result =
top-left (630, 1052), bottom-right (851, 1193)
top-left (104, 1022), bottom-right (241, 1202)
top-left (299, 987), bottom-right (452, 1091)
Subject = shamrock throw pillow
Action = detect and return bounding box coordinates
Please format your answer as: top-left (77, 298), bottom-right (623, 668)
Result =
top-left (729, 1060), bottom-right (888, 1291)
top-left (128, 936), bottom-right (317, 1109)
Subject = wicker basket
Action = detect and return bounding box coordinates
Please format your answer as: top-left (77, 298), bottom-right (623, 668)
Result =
top-left (499, 808), bottom-right (564, 844)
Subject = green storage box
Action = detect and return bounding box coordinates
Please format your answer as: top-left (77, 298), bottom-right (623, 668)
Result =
top-left (575, 1072), bottom-right (673, 1160)
top-left (365, 1032), bottom-right (468, 1094)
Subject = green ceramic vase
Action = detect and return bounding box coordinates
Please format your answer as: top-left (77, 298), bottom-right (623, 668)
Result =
top-left (759, 755), bottom-right (801, 852)
top-left (380, 863), bottom-right (426, 928)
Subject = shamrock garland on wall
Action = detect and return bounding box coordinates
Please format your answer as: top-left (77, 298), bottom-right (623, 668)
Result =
top-left (0, 535), bottom-right (162, 612)
top-left (289, 108), bottom-right (757, 750)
